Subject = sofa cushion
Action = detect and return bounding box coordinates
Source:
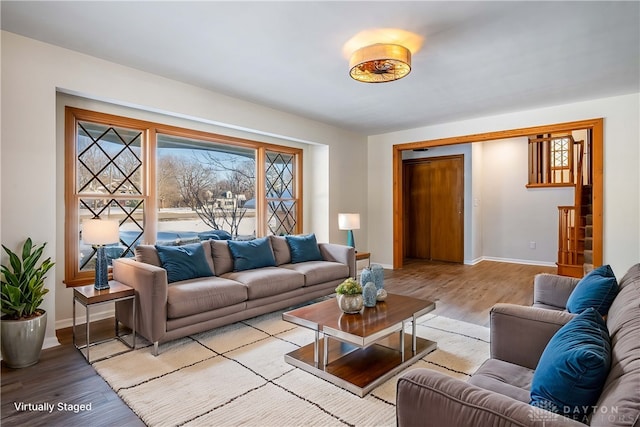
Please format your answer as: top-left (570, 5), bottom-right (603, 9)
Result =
top-left (567, 264), bottom-right (618, 316)
top-left (155, 243), bottom-right (214, 283)
top-left (222, 267), bottom-right (304, 299)
top-left (211, 240), bottom-right (234, 275)
top-left (468, 358), bottom-right (533, 404)
top-left (269, 235), bottom-right (291, 266)
top-left (135, 244), bottom-right (162, 267)
top-left (285, 233), bottom-right (323, 263)
top-left (166, 277), bottom-right (247, 319)
top-left (227, 237), bottom-right (276, 271)
top-left (530, 307), bottom-right (611, 423)
top-left (282, 261), bottom-right (349, 287)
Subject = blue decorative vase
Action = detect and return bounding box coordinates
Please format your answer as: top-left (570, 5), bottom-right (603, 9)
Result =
top-left (363, 282), bottom-right (377, 307)
top-left (371, 264), bottom-right (384, 291)
top-left (360, 267), bottom-right (373, 287)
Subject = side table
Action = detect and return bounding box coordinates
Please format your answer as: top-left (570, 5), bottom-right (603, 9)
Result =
top-left (73, 281), bottom-right (136, 363)
top-left (355, 251), bottom-right (371, 267)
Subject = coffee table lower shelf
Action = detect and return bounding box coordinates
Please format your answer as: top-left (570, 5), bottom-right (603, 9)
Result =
top-left (284, 333), bottom-right (437, 397)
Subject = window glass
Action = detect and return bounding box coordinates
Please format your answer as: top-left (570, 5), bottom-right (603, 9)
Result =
top-left (265, 151), bottom-right (297, 235)
top-left (157, 134), bottom-right (256, 241)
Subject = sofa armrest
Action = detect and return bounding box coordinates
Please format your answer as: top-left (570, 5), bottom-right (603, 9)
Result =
top-left (113, 257), bottom-right (169, 344)
top-left (533, 273), bottom-right (580, 310)
top-left (490, 303), bottom-right (576, 370)
top-left (318, 243), bottom-right (356, 278)
top-left (397, 368), bottom-right (584, 427)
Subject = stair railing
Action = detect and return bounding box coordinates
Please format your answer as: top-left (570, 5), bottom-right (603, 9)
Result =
top-left (556, 139), bottom-right (585, 267)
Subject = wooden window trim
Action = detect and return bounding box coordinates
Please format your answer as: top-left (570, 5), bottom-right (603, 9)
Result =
top-left (65, 107), bottom-right (302, 286)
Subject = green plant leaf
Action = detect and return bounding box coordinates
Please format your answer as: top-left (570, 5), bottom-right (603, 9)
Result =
top-left (1, 238), bottom-right (54, 319)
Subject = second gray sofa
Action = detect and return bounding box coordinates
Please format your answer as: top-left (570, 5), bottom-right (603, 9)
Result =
top-left (396, 263), bottom-right (640, 427)
top-left (112, 235), bottom-right (355, 355)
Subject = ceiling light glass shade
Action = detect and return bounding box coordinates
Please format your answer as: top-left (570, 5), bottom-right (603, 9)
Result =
top-left (349, 44), bottom-right (411, 83)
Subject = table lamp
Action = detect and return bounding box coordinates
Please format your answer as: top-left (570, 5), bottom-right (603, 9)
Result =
top-left (338, 213), bottom-right (360, 248)
top-left (83, 217), bottom-right (120, 290)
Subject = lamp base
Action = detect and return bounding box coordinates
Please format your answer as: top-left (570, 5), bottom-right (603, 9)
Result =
top-left (346, 230), bottom-right (355, 248)
top-left (94, 245), bottom-right (110, 290)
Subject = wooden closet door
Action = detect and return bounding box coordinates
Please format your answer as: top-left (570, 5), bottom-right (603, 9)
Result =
top-left (429, 157), bottom-right (464, 262)
top-left (404, 162), bottom-right (431, 259)
top-left (403, 156), bottom-right (464, 263)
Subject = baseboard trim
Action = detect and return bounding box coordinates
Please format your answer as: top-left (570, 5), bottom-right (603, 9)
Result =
top-left (42, 336), bottom-right (61, 349)
top-left (479, 256), bottom-right (556, 267)
top-left (55, 307), bottom-right (115, 330)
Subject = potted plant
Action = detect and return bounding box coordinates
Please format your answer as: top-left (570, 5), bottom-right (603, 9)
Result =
top-left (335, 277), bottom-right (363, 314)
top-left (1, 238), bottom-right (54, 368)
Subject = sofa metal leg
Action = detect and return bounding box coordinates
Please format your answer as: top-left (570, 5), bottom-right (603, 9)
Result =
top-left (153, 342), bottom-right (159, 356)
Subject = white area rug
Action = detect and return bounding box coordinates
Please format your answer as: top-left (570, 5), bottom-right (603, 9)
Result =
top-left (93, 309), bottom-right (489, 427)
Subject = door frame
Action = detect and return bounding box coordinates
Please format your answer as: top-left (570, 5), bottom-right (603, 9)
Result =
top-left (392, 118), bottom-right (603, 269)
top-left (403, 155), bottom-right (464, 262)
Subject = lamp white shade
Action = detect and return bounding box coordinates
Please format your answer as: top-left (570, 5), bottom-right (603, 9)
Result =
top-left (82, 218), bottom-right (120, 245)
top-left (338, 213), bottom-right (360, 230)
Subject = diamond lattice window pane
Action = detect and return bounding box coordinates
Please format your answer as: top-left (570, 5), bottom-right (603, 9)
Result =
top-left (265, 152), bottom-right (297, 235)
top-left (78, 198), bottom-right (143, 270)
top-left (77, 122), bottom-right (143, 195)
top-left (267, 201), bottom-right (297, 235)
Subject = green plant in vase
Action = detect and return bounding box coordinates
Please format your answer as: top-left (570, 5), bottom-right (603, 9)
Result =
top-left (335, 277), bottom-right (363, 314)
top-left (1, 238), bottom-right (54, 368)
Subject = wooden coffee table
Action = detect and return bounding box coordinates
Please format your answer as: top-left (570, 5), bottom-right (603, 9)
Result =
top-left (282, 293), bottom-right (436, 397)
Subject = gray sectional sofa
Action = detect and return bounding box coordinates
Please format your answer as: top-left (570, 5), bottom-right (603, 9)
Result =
top-left (396, 263), bottom-right (640, 427)
top-left (112, 235), bottom-right (355, 355)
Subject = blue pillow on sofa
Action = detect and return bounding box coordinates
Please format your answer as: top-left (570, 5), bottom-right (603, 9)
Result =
top-left (567, 264), bottom-right (618, 316)
top-left (530, 307), bottom-right (611, 423)
top-left (155, 243), bottom-right (213, 283)
top-left (227, 237), bottom-right (276, 271)
top-left (285, 233), bottom-right (323, 263)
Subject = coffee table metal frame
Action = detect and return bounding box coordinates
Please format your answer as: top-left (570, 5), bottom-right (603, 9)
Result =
top-left (282, 293), bottom-right (436, 397)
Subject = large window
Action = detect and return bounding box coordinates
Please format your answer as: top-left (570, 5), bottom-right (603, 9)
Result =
top-left (65, 108), bottom-right (302, 286)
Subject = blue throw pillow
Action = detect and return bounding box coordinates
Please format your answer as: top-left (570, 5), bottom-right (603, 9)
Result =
top-left (155, 243), bottom-right (213, 283)
top-left (567, 264), bottom-right (618, 316)
top-left (227, 237), bottom-right (276, 271)
top-left (285, 233), bottom-right (323, 263)
top-left (530, 308), bottom-right (611, 423)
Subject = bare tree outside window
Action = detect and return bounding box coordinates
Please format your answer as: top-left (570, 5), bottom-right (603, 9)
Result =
top-left (157, 135), bottom-right (256, 240)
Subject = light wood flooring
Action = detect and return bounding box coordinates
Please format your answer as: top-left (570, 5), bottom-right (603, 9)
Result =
top-left (1, 260), bottom-right (555, 426)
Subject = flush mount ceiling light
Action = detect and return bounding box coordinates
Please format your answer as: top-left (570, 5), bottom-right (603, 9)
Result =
top-left (344, 29), bottom-right (422, 84)
top-left (349, 43), bottom-right (411, 83)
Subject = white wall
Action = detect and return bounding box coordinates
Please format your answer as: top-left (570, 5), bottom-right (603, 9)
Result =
top-left (471, 143), bottom-right (483, 262)
top-left (480, 138), bottom-right (573, 264)
top-left (369, 92), bottom-right (640, 277)
top-left (1, 31), bottom-right (367, 346)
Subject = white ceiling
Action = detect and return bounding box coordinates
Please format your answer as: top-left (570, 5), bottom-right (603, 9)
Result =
top-left (2, 1), bottom-right (639, 135)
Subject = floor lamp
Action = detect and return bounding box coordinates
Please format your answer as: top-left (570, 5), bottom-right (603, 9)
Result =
top-left (83, 217), bottom-right (120, 290)
top-left (338, 213), bottom-right (360, 248)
